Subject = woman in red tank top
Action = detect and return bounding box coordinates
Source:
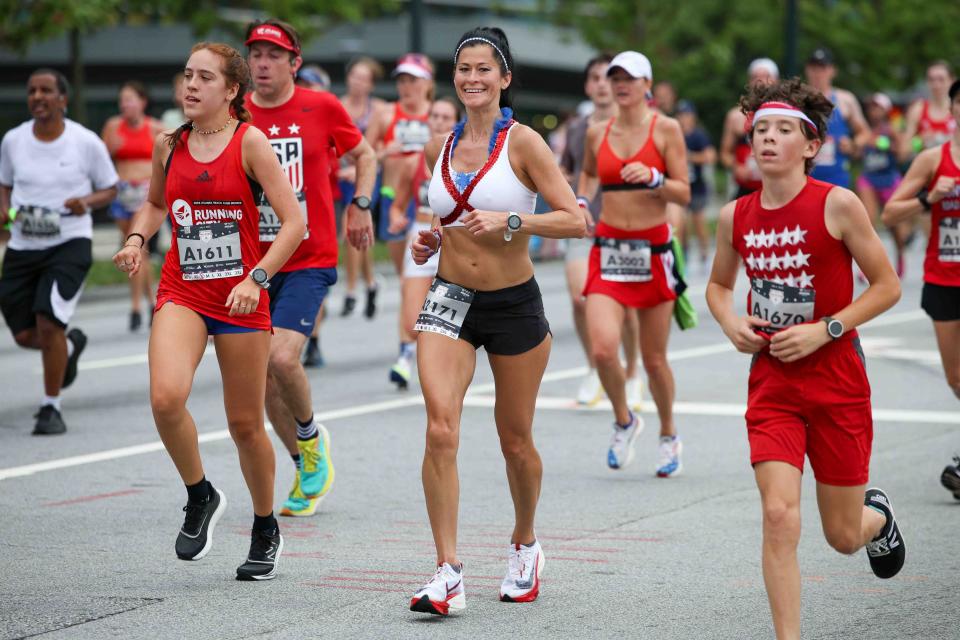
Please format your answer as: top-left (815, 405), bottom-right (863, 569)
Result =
top-left (101, 81), bottom-right (164, 331)
top-left (901, 61), bottom-right (956, 158)
top-left (112, 42), bottom-right (305, 581)
top-left (708, 79), bottom-right (904, 639)
top-left (576, 51), bottom-right (690, 476)
top-left (883, 78), bottom-right (960, 403)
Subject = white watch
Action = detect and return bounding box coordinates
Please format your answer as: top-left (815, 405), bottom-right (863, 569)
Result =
top-left (504, 212), bottom-right (522, 242)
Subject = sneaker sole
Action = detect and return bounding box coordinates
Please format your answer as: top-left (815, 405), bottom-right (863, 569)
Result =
top-left (301, 424), bottom-right (335, 499)
top-left (389, 367), bottom-right (410, 390)
top-left (500, 550), bottom-right (545, 603)
top-left (280, 494), bottom-right (322, 517)
top-left (236, 535), bottom-right (284, 581)
top-left (178, 488), bottom-right (226, 561)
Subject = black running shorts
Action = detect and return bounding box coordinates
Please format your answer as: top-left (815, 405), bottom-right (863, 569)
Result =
top-left (0, 238), bottom-right (92, 334)
top-left (921, 282), bottom-right (960, 322)
top-left (457, 276), bottom-right (551, 356)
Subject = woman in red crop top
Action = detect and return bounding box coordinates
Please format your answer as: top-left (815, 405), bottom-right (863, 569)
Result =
top-left (576, 51), bottom-right (690, 478)
top-left (101, 81), bottom-right (164, 331)
top-left (708, 79), bottom-right (904, 639)
top-left (883, 78), bottom-right (960, 402)
top-left (900, 61), bottom-right (956, 160)
top-left (112, 42), bottom-right (305, 581)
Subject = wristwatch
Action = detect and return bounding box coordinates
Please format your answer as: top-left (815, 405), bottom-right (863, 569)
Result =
top-left (822, 316), bottom-right (844, 340)
top-left (504, 212), bottom-right (522, 242)
top-left (917, 189), bottom-right (931, 212)
top-left (351, 195), bottom-right (372, 211)
top-left (249, 267), bottom-right (270, 290)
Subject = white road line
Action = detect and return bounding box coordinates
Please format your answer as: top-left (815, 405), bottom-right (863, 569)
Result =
top-left (2, 308), bottom-right (933, 482)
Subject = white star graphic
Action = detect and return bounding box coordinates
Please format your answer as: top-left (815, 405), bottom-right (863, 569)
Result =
top-left (778, 227), bottom-right (792, 246)
top-left (768, 253), bottom-right (782, 270)
top-left (792, 225), bottom-right (807, 244)
top-left (781, 252), bottom-right (796, 270)
top-left (755, 253), bottom-right (766, 271)
top-left (744, 230), bottom-right (758, 249)
top-left (268, 124), bottom-right (280, 136)
top-left (746, 254), bottom-right (758, 270)
top-left (784, 274), bottom-right (797, 287)
top-left (288, 123), bottom-right (300, 135)
top-left (794, 249), bottom-right (810, 267)
top-left (761, 231), bottom-right (776, 248)
top-left (797, 271), bottom-right (815, 288)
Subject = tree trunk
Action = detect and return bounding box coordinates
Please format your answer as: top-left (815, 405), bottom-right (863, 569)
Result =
top-left (69, 27), bottom-right (86, 125)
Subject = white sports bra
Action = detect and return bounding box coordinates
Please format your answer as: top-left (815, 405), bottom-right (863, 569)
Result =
top-left (427, 124), bottom-right (537, 227)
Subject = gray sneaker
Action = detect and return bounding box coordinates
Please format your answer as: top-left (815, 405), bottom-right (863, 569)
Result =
top-left (33, 405), bottom-right (66, 435)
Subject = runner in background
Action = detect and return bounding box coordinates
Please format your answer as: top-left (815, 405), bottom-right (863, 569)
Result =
top-left (721, 58), bottom-right (779, 199)
top-left (900, 61), bottom-right (956, 161)
top-left (161, 72), bottom-right (186, 130)
top-left (338, 56), bottom-right (386, 318)
top-left (560, 53), bottom-right (642, 409)
top-left (676, 99), bottom-right (715, 269)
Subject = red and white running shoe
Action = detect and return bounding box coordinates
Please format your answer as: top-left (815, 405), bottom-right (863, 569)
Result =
top-left (499, 541), bottom-right (545, 602)
top-left (409, 562), bottom-right (465, 616)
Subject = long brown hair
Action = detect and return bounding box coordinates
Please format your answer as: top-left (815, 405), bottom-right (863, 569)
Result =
top-left (165, 42), bottom-right (252, 149)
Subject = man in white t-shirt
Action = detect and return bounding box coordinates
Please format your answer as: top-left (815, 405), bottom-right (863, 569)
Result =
top-left (0, 69), bottom-right (118, 435)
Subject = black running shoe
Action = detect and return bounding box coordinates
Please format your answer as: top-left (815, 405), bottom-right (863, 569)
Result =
top-left (364, 285), bottom-right (378, 319)
top-left (941, 456), bottom-right (960, 500)
top-left (129, 311), bottom-right (142, 332)
top-left (302, 338), bottom-right (324, 368)
top-left (175, 487), bottom-right (226, 560)
top-left (864, 488), bottom-right (905, 579)
top-left (340, 295), bottom-right (356, 317)
top-left (236, 528), bottom-right (284, 581)
top-left (33, 405), bottom-right (66, 435)
top-left (62, 328), bottom-right (87, 389)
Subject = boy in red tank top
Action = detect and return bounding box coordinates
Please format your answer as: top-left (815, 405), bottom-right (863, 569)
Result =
top-left (707, 79), bottom-right (905, 639)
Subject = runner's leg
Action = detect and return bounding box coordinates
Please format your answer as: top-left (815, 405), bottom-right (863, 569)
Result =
top-left (816, 483), bottom-right (885, 554)
top-left (586, 293), bottom-right (629, 424)
top-left (637, 300), bottom-right (676, 436)
top-left (266, 327), bottom-right (313, 456)
top-left (755, 461), bottom-right (802, 640)
top-left (932, 319), bottom-right (960, 399)
top-left (36, 314), bottom-right (68, 397)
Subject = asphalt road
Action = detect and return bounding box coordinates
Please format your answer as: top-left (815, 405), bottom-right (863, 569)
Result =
top-left (0, 242), bottom-right (957, 639)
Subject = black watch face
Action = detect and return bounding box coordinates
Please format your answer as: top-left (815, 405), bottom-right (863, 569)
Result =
top-left (252, 268), bottom-right (267, 284)
top-left (508, 215), bottom-right (522, 231)
top-left (353, 196), bottom-right (371, 210)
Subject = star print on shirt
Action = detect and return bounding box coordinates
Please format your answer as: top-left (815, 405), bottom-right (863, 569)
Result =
top-left (796, 271), bottom-right (815, 288)
top-left (744, 230), bottom-right (759, 249)
top-left (288, 123), bottom-right (300, 135)
top-left (268, 125), bottom-right (280, 136)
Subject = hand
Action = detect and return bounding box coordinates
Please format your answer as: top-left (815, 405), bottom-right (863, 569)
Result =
top-left (768, 322), bottom-right (830, 363)
top-left (460, 209), bottom-right (506, 236)
top-left (224, 277), bottom-right (262, 317)
top-left (838, 135), bottom-right (854, 155)
top-left (928, 176), bottom-right (958, 204)
top-left (581, 208), bottom-right (596, 237)
top-left (387, 204), bottom-right (409, 235)
top-left (381, 140), bottom-right (404, 158)
top-left (620, 162), bottom-right (652, 185)
top-left (722, 316), bottom-right (771, 354)
top-left (411, 229), bottom-right (439, 265)
top-left (112, 244), bottom-right (143, 277)
top-left (346, 204), bottom-right (374, 250)
top-left (63, 197), bottom-right (89, 216)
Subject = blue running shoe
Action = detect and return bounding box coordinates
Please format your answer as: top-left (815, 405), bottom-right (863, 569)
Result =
top-left (655, 435), bottom-right (682, 477)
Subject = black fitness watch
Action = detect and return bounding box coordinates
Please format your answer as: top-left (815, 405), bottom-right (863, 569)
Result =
top-left (822, 316), bottom-right (844, 340)
top-left (917, 189), bottom-right (931, 212)
top-left (249, 267), bottom-right (270, 290)
top-left (351, 195), bottom-right (372, 211)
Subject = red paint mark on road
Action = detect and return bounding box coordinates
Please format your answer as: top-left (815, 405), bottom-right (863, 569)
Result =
top-left (344, 569), bottom-right (510, 580)
top-left (379, 539), bottom-right (622, 554)
top-left (802, 575), bottom-right (826, 583)
top-left (285, 552), bottom-right (329, 559)
top-left (458, 552), bottom-right (608, 564)
top-left (302, 581), bottom-right (404, 594)
top-left (42, 489), bottom-right (143, 507)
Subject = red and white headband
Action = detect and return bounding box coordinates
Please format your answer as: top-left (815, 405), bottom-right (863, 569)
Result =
top-left (747, 101), bottom-right (818, 134)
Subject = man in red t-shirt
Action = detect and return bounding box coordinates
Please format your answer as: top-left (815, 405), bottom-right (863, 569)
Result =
top-left (244, 19), bottom-right (376, 517)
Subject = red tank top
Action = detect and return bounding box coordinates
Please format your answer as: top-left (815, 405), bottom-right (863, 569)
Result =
top-left (596, 115), bottom-right (665, 186)
top-left (115, 117), bottom-right (155, 161)
top-left (157, 122), bottom-right (270, 330)
top-left (383, 103), bottom-right (431, 153)
top-left (734, 133), bottom-right (763, 192)
top-left (924, 142), bottom-right (960, 286)
top-left (732, 177), bottom-right (856, 340)
top-left (919, 100), bottom-right (956, 145)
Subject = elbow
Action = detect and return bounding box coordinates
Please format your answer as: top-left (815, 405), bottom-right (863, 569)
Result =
top-left (571, 214), bottom-right (587, 239)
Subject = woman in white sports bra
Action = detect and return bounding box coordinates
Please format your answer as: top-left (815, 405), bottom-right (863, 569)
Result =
top-left (406, 28), bottom-right (585, 616)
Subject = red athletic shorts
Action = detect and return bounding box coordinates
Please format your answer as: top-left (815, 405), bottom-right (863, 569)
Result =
top-left (745, 336), bottom-right (872, 486)
top-left (583, 221), bottom-right (677, 309)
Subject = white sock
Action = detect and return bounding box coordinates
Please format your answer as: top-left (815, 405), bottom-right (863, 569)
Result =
top-left (66, 337), bottom-right (75, 358)
top-left (42, 395), bottom-right (61, 410)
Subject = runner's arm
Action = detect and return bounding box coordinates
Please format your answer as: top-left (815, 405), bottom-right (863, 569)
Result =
top-left (64, 185), bottom-right (118, 215)
top-left (897, 101), bottom-right (922, 162)
top-left (719, 108), bottom-right (740, 169)
top-left (0, 185), bottom-right (10, 225)
top-left (657, 118), bottom-right (691, 206)
top-left (881, 148), bottom-right (938, 226)
top-left (576, 123), bottom-right (601, 202)
top-left (842, 91), bottom-right (871, 152)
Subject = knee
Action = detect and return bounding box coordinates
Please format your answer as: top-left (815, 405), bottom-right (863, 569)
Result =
top-left (228, 416), bottom-right (266, 447)
top-left (499, 431), bottom-right (536, 463)
top-left (762, 500), bottom-right (801, 544)
top-left (268, 347), bottom-right (301, 381)
top-left (571, 296), bottom-right (587, 317)
top-left (151, 385), bottom-right (188, 423)
top-left (13, 330), bottom-right (35, 348)
top-left (823, 526), bottom-right (862, 556)
top-left (642, 353), bottom-right (670, 379)
top-left (591, 340), bottom-right (620, 369)
top-left (425, 417), bottom-right (459, 457)
top-left (35, 318), bottom-right (63, 348)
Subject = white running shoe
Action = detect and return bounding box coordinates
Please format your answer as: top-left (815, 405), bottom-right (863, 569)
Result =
top-left (656, 435), bottom-right (683, 478)
top-left (499, 541), bottom-right (545, 602)
top-left (390, 354), bottom-right (412, 390)
top-left (409, 562), bottom-right (465, 616)
top-left (607, 413), bottom-right (643, 470)
top-left (576, 369), bottom-right (603, 406)
top-left (626, 374), bottom-right (644, 411)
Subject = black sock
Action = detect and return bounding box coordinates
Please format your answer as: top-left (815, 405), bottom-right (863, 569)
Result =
top-left (291, 453), bottom-right (301, 470)
top-left (253, 512), bottom-right (278, 535)
top-left (308, 336), bottom-right (318, 348)
top-left (295, 414), bottom-right (319, 441)
top-left (186, 477), bottom-right (212, 504)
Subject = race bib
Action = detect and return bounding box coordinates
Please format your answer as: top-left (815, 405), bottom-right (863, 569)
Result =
top-left (598, 237), bottom-right (652, 282)
top-left (178, 222), bottom-right (243, 280)
top-left (863, 148), bottom-right (892, 174)
top-left (816, 136), bottom-right (837, 166)
top-left (414, 280), bottom-right (474, 340)
top-left (17, 205), bottom-right (61, 239)
top-left (938, 217), bottom-right (960, 263)
top-left (395, 119), bottom-right (431, 152)
top-left (258, 191), bottom-right (309, 242)
top-left (117, 181), bottom-right (149, 212)
top-left (751, 278), bottom-right (815, 333)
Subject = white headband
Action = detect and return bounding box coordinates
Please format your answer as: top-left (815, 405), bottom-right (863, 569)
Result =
top-left (752, 102), bottom-right (818, 133)
top-left (454, 37), bottom-right (510, 74)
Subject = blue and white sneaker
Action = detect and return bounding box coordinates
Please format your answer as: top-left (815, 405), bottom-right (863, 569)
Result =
top-left (655, 435), bottom-right (682, 478)
top-left (607, 413), bottom-right (642, 470)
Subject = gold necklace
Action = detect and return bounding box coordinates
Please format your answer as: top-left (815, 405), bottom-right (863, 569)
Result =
top-left (192, 117), bottom-right (233, 135)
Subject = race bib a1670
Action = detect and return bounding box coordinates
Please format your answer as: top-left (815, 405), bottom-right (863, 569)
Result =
top-left (414, 279), bottom-right (474, 340)
top-left (751, 278), bottom-right (815, 333)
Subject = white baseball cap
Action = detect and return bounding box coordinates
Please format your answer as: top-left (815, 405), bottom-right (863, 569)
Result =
top-left (748, 58), bottom-right (780, 80)
top-left (607, 51), bottom-right (652, 80)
